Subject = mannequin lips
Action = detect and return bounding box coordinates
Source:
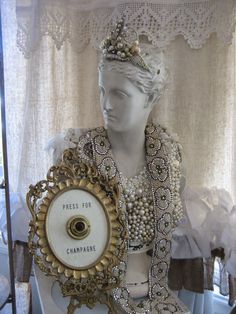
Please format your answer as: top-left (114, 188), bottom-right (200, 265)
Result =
top-left (103, 112), bottom-right (116, 120)
top-left (108, 114), bottom-right (116, 119)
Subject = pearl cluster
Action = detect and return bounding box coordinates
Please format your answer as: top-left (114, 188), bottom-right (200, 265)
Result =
top-left (100, 19), bottom-right (150, 71)
top-left (120, 167), bottom-right (155, 245)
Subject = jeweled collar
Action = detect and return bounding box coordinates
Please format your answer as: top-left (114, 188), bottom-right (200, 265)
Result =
top-left (81, 123), bottom-right (184, 313)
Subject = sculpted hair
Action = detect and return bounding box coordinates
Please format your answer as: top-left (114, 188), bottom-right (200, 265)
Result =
top-left (98, 47), bottom-right (169, 104)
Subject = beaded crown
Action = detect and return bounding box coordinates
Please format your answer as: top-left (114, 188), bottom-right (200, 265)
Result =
top-left (100, 19), bottom-right (150, 72)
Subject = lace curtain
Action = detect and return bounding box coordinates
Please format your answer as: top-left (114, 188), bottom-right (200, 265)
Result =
top-left (16, 0), bottom-right (236, 55)
top-left (2, 0), bottom-right (236, 205)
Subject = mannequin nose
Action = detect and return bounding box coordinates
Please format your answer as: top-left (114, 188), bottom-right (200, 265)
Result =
top-left (103, 96), bottom-right (112, 112)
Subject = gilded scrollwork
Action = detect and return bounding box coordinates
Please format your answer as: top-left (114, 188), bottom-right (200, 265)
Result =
top-left (27, 147), bottom-right (126, 313)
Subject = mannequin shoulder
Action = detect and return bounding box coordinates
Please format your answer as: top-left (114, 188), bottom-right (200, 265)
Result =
top-left (156, 123), bottom-right (180, 144)
top-left (148, 123), bottom-right (183, 161)
top-left (45, 127), bottom-right (92, 164)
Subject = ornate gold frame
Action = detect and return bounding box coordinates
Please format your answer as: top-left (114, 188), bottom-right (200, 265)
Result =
top-left (27, 148), bottom-right (127, 313)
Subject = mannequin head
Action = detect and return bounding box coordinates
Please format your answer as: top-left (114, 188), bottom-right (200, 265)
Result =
top-left (98, 49), bottom-right (168, 132)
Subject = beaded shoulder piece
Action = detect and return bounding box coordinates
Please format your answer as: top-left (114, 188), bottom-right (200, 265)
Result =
top-left (75, 124), bottom-right (187, 313)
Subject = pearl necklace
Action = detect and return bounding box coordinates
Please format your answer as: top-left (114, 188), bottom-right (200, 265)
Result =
top-left (119, 167), bottom-right (155, 248)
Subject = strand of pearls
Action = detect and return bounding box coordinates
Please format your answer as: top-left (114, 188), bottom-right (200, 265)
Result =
top-left (120, 167), bottom-right (155, 246)
top-left (168, 143), bottom-right (183, 226)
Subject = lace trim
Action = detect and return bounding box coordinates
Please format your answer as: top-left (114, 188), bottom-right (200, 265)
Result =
top-left (16, 0), bottom-right (236, 58)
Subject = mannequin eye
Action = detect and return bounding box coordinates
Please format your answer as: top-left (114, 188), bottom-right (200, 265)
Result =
top-left (112, 89), bottom-right (128, 97)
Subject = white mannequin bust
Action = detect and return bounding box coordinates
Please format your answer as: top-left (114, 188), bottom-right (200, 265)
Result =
top-left (98, 51), bottom-right (168, 299)
top-left (44, 49), bottom-right (170, 312)
top-left (36, 44), bottom-right (189, 313)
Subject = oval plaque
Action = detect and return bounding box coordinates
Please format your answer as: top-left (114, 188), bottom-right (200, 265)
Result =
top-left (46, 188), bottom-right (109, 269)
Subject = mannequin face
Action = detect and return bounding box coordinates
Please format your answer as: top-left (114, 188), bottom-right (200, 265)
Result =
top-left (99, 69), bottom-right (153, 132)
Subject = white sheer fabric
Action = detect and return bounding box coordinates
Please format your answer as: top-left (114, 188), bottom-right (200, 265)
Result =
top-left (0, 274), bottom-right (10, 308)
top-left (2, 0), bottom-right (236, 203)
top-left (177, 290), bottom-right (214, 314)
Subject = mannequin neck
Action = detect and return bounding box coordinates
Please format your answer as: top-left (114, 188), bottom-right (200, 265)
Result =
top-left (107, 124), bottom-right (146, 177)
top-left (107, 124), bottom-right (146, 152)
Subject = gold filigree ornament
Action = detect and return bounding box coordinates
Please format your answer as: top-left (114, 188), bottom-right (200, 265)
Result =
top-left (27, 147), bottom-right (127, 314)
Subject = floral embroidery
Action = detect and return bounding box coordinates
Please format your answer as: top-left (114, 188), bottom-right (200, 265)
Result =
top-left (121, 287), bottom-right (129, 299)
top-left (98, 157), bottom-right (117, 179)
top-left (146, 137), bottom-right (161, 156)
top-left (95, 126), bottom-right (104, 133)
top-left (113, 287), bottom-right (129, 306)
top-left (155, 187), bottom-right (171, 210)
top-left (158, 213), bottom-right (173, 235)
top-left (151, 261), bottom-right (168, 280)
top-left (145, 124), bottom-right (155, 134)
top-left (137, 300), bottom-right (151, 311)
top-left (94, 135), bottom-right (110, 155)
top-left (151, 283), bottom-right (169, 300)
top-left (112, 261), bottom-right (126, 280)
top-left (156, 239), bottom-right (171, 258)
top-left (155, 303), bottom-right (178, 314)
top-left (77, 134), bottom-right (93, 162)
top-left (83, 142), bottom-right (93, 159)
top-left (113, 287), bottom-right (122, 299)
top-left (81, 123), bottom-right (186, 313)
top-left (148, 157), bottom-right (168, 181)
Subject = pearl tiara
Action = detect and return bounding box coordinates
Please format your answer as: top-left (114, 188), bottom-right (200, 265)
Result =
top-left (100, 19), bottom-right (150, 72)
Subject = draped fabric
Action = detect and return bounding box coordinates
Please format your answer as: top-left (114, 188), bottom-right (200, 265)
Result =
top-left (2, 0), bottom-right (236, 203)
